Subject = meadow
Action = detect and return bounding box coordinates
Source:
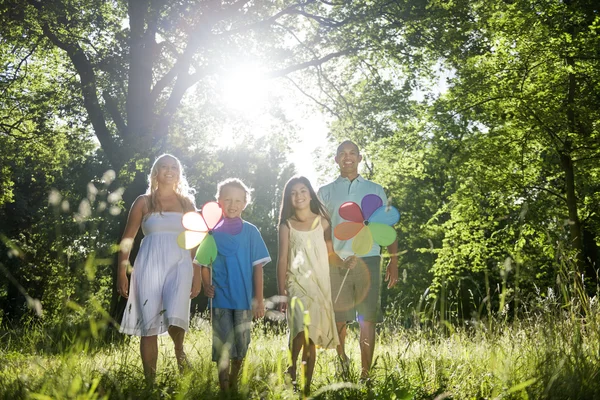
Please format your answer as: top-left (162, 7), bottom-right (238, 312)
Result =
top-left (1, 291), bottom-right (599, 400)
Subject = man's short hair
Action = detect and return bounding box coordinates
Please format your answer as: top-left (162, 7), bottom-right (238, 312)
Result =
top-left (336, 140), bottom-right (360, 155)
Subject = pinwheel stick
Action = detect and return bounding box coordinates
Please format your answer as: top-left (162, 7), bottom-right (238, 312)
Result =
top-left (334, 268), bottom-right (350, 304)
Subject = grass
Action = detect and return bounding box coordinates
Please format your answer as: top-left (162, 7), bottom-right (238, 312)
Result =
top-left (1, 300), bottom-right (600, 400)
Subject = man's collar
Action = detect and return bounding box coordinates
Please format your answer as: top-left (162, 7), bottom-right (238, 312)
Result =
top-left (336, 174), bottom-right (363, 183)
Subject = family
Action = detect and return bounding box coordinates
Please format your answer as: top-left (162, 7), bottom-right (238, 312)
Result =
top-left (116, 140), bottom-right (399, 394)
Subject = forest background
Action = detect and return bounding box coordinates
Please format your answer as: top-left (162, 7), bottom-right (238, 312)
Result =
top-left (0, 1), bottom-right (599, 398)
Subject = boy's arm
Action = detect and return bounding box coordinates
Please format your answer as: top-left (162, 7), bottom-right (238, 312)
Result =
top-left (252, 263), bottom-right (264, 319)
top-left (276, 225), bottom-right (290, 312)
top-left (200, 263), bottom-right (214, 298)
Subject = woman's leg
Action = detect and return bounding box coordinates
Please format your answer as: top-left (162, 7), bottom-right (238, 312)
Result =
top-left (168, 325), bottom-right (187, 372)
top-left (140, 335), bottom-right (158, 384)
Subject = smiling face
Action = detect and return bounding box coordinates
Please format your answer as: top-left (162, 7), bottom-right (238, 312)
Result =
top-left (154, 156), bottom-right (180, 187)
top-left (218, 185), bottom-right (247, 219)
top-left (334, 141), bottom-right (362, 179)
top-left (290, 182), bottom-right (312, 211)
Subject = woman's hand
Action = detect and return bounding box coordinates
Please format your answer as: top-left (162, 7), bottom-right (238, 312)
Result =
top-left (190, 272), bottom-right (202, 299)
top-left (117, 273), bottom-right (129, 298)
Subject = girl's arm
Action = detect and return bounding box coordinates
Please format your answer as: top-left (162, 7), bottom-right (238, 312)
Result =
top-left (322, 218), bottom-right (343, 269)
top-left (276, 224), bottom-right (290, 312)
top-left (253, 263), bottom-right (265, 319)
top-left (117, 195), bottom-right (146, 298)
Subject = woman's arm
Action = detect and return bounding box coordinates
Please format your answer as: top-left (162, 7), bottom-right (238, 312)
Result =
top-left (116, 196), bottom-right (146, 298)
top-left (276, 224), bottom-right (290, 312)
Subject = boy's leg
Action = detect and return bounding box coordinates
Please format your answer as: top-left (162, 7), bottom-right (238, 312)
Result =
top-left (168, 325), bottom-right (187, 373)
top-left (140, 335), bottom-right (158, 384)
top-left (212, 308), bottom-right (234, 391)
top-left (229, 309), bottom-right (252, 389)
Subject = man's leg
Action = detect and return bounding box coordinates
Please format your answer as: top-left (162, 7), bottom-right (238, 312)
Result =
top-left (358, 320), bottom-right (376, 378)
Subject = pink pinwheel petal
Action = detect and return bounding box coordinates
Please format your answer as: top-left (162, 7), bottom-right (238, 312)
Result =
top-left (361, 194), bottom-right (383, 220)
top-left (201, 202), bottom-right (223, 229)
top-left (182, 211), bottom-right (208, 232)
top-left (352, 226), bottom-right (373, 255)
top-left (339, 201), bottom-right (364, 222)
top-left (215, 217), bottom-right (243, 235)
top-left (334, 221), bottom-right (364, 240)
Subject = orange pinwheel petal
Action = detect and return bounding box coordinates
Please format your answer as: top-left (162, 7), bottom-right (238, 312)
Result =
top-left (334, 221), bottom-right (364, 240)
top-left (182, 211), bottom-right (208, 232)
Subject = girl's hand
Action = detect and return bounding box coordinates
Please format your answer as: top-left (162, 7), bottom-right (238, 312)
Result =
top-left (190, 273), bottom-right (202, 299)
top-left (278, 295), bottom-right (288, 313)
top-left (253, 298), bottom-right (265, 319)
top-left (117, 274), bottom-right (129, 298)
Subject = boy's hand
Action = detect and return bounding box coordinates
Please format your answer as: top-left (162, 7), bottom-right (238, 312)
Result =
top-left (343, 255), bottom-right (358, 270)
top-left (203, 284), bottom-right (215, 298)
top-left (278, 294), bottom-right (288, 313)
top-left (253, 298), bottom-right (265, 319)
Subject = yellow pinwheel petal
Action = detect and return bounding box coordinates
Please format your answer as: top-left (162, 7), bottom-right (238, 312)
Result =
top-left (351, 226), bottom-right (373, 255)
top-left (177, 231), bottom-right (207, 250)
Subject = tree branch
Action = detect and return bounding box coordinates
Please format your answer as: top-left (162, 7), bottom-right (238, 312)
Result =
top-left (265, 48), bottom-right (354, 78)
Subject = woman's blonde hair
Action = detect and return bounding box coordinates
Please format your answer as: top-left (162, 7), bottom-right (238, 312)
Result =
top-left (146, 154), bottom-right (196, 213)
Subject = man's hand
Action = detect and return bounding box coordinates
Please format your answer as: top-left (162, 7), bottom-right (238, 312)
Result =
top-left (253, 298), bottom-right (265, 319)
top-left (190, 272), bottom-right (202, 299)
top-left (343, 255), bottom-right (358, 270)
top-left (384, 259), bottom-right (399, 289)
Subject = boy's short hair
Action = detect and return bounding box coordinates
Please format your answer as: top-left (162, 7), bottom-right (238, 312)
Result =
top-left (215, 178), bottom-right (253, 204)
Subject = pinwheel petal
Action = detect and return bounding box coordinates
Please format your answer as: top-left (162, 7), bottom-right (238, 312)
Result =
top-left (368, 205), bottom-right (400, 226)
top-left (182, 211), bottom-right (208, 232)
top-left (194, 235), bottom-right (218, 265)
top-left (215, 217), bottom-right (243, 235)
top-left (339, 201), bottom-right (364, 222)
top-left (361, 194), bottom-right (383, 220)
top-left (369, 223), bottom-right (397, 247)
top-left (177, 231), bottom-right (207, 250)
top-left (334, 221), bottom-right (364, 240)
top-left (352, 226), bottom-right (373, 255)
top-left (201, 202), bottom-right (223, 229)
top-left (213, 231), bottom-right (240, 256)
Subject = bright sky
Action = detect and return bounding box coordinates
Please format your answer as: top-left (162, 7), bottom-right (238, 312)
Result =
top-left (218, 65), bottom-right (336, 188)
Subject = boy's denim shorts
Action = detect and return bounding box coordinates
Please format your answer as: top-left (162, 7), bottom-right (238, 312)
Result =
top-left (212, 308), bottom-right (252, 362)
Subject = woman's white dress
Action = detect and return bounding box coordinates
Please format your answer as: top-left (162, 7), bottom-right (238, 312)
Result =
top-left (120, 212), bottom-right (193, 336)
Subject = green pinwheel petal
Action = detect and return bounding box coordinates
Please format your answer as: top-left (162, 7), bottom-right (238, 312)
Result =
top-left (194, 235), bottom-right (218, 265)
top-left (351, 226), bottom-right (373, 255)
top-left (369, 223), bottom-right (397, 247)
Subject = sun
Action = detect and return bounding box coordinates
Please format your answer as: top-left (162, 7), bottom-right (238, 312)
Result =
top-left (220, 64), bottom-right (269, 115)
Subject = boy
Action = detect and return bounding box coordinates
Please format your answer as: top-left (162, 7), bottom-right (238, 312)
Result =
top-left (200, 178), bottom-right (271, 391)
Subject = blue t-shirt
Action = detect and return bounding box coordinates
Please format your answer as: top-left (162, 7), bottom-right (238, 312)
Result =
top-left (208, 221), bottom-right (271, 310)
top-left (318, 175), bottom-right (388, 258)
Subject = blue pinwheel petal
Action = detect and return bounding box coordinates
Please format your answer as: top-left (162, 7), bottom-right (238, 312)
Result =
top-left (214, 217), bottom-right (243, 235)
top-left (361, 194), bottom-right (383, 220)
top-left (213, 231), bottom-right (240, 256)
top-left (368, 205), bottom-right (400, 226)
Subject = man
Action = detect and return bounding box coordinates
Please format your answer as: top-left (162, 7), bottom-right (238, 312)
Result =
top-left (318, 140), bottom-right (399, 380)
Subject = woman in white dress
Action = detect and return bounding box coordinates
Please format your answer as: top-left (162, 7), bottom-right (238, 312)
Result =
top-left (117, 154), bottom-right (201, 383)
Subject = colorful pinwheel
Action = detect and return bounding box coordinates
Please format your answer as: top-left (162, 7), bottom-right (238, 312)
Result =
top-left (334, 194), bottom-right (399, 255)
top-left (177, 201), bottom-right (242, 265)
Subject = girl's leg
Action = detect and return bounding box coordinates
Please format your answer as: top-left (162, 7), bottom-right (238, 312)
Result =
top-left (168, 325), bottom-right (187, 373)
top-left (301, 339), bottom-right (316, 395)
top-left (288, 332), bottom-right (305, 383)
top-left (140, 335), bottom-right (158, 384)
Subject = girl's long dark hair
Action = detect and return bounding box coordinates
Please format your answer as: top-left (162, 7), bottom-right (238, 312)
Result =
top-left (278, 176), bottom-right (330, 227)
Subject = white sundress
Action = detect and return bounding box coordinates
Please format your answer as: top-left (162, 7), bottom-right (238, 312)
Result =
top-left (120, 212), bottom-right (193, 336)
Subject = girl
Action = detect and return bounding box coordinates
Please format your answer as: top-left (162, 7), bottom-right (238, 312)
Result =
top-left (117, 154), bottom-right (201, 383)
top-left (276, 176), bottom-right (340, 394)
